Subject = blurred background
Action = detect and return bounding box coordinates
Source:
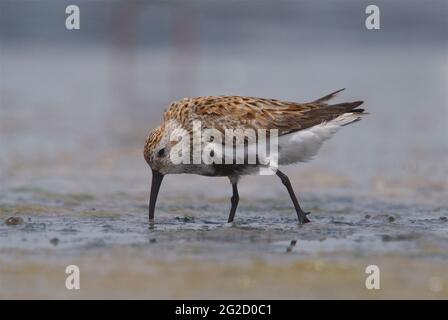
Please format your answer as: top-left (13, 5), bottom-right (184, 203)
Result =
top-left (0, 0), bottom-right (447, 299)
top-left (1, 0), bottom-right (447, 196)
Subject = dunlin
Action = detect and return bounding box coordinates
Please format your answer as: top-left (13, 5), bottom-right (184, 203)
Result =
top-left (144, 89), bottom-right (365, 224)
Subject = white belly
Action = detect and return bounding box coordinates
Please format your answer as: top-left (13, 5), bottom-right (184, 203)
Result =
top-left (278, 112), bottom-right (362, 165)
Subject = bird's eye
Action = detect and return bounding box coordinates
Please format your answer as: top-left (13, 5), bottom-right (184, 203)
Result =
top-left (157, 148), bottom-right (165, 157)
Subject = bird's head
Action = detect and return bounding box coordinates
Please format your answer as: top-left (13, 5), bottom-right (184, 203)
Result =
top-left (143, 124), bottom-right (181, 221)
top-left (144, 125), bottom-right (173, 175)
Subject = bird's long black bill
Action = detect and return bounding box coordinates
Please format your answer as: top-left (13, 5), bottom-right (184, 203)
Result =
top-left (149, 170), bottom-right (164, 221)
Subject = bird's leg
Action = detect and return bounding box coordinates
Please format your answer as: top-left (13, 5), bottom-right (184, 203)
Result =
top-left (227, 183), bottom-right (239, 223)
top-left (276, 169), bottom-right (310, 224)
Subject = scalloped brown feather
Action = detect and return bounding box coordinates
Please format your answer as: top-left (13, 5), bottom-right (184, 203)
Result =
top-left (162, 90), bottom-right (364, 136)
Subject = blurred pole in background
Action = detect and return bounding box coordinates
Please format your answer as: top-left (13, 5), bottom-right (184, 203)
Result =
top-left (107, 1), bottom-right (145, 143)
top-left (109, 1), bottom-right (139, 111)
top-left (106, 1), bottom-right (199, 142)
top-left (169, 1), bottom-right (199, 99)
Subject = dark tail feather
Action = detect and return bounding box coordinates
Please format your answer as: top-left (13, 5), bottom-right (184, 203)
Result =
top-left (330, 100), bottom-right (365, 113)
top-left (313, 88), bottom-right (346, 104)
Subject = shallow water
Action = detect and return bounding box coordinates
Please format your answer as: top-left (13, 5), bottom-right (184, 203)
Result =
top-left (2, 187), bottom-right (448, 256)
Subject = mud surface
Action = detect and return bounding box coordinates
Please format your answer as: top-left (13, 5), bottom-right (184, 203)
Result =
top-left (1, 180), bottom-right (448, 299)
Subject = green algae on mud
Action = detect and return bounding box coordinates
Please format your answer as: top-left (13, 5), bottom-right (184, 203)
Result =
top-left (0, 190), bottom-right (101, 219)
top-left (0, 204), bottom-right (59, 216)
top-left (12, 187), bottom-right (96, 203)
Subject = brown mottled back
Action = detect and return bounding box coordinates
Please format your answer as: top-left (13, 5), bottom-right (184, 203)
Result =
top-left (163, 89), bottom-right (364, 136)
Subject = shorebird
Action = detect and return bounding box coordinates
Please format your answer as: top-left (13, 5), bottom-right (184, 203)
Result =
top-left (144, 89), bottom-right (365, 224)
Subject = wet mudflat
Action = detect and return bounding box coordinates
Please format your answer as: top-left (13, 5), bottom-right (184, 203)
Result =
top-left (1, 180), bottom-right (447, 299)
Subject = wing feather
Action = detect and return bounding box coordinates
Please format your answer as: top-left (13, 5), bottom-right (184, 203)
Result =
top-left (163, 91), bottom-right (364, 136)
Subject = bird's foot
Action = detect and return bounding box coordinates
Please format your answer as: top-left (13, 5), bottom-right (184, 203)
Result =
top-left (299, 211), bottom-right (311, 224)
